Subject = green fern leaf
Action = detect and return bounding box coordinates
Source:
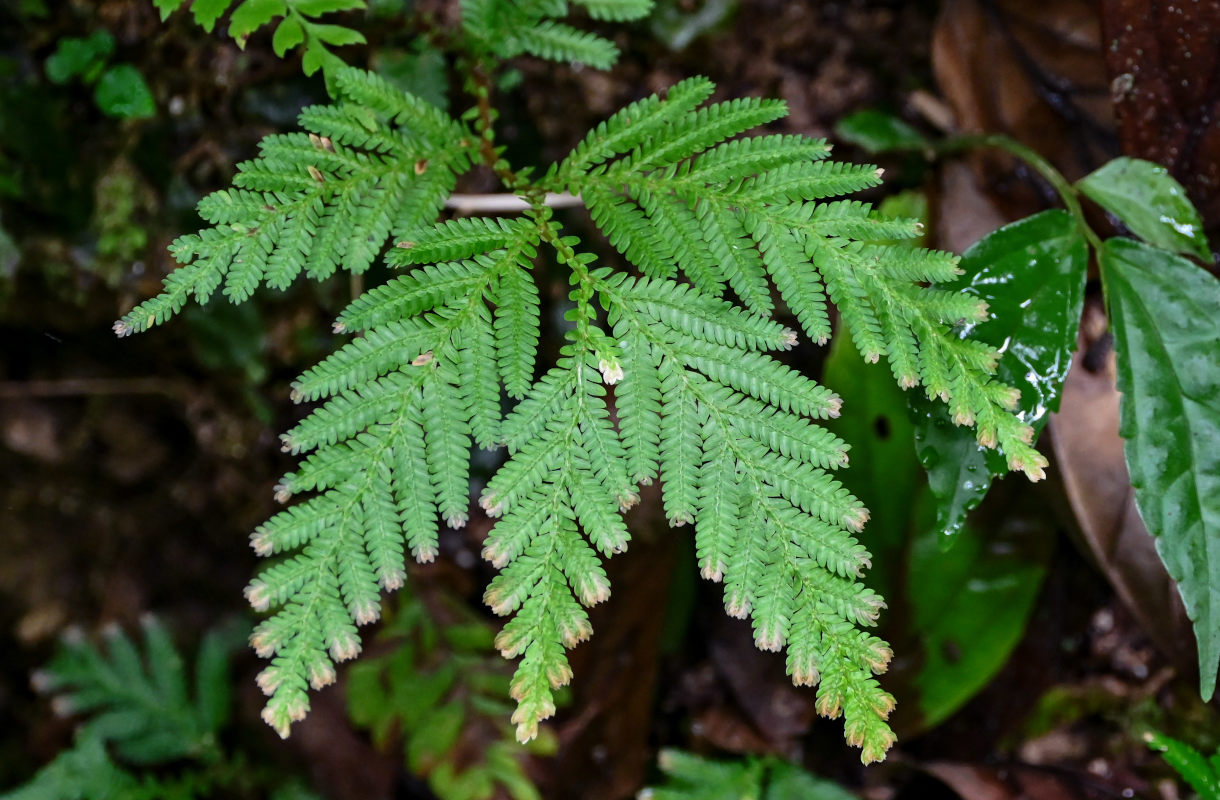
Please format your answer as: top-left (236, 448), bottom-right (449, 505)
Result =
top-left (514, 21), bottom-right (618, 70)
top-left (115, 68), bottom-right (475, 337)
top-left (123, 70), bottom-right (1052, 762)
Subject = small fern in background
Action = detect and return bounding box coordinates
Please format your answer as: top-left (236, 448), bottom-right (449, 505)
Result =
top-left (153, 0), bottom-right (368, 76)
top-left (2, 618), bottom-right (318, 800)
top-left (347, 586), bottom-right (549, 800)
top-left (117, 0), bottom-right (1048, 765)
top-left (638, 749), bottom-right (857, 800)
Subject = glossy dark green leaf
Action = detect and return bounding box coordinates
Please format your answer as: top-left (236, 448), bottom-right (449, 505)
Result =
top-left (833, 109), bottom-right (927, 155)
top-left (913, 210), bottom-right (1088, 543)
top-left (822, 327), bottom-right (920, 598)
top-left (1103, 236), bottom-right (1220, 701)
top-left (93, 65), bottom-right (155, 119)
top-left (906, 488), bottom-right (1052, 728)
top-left (1079, 157), bottom-right (1212, 262)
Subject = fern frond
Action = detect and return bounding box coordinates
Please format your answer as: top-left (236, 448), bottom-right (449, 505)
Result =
top-left (193, 72), bottom-right (1050, 763)
top-left (460, 0), bottom-right (633, 70)
top-left (552, 77), bottom-right (1044, 480)
top-left (115, 68), bottom-right (475, 337)
top-left (594, 272), bottom-right (894, 759)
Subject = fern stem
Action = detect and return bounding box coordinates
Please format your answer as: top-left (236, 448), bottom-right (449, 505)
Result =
top-left (464, 58), bottom-right (527, 190)
top-left (445, 192), bottom-right (582, 213)
top-left (936, 133), bottom-right (1104, 254)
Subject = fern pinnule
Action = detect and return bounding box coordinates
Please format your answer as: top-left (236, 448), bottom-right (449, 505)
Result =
top-left (742, 159), bottom-right (883, 203)
top-left (689, 133), bottom-right (833, 184)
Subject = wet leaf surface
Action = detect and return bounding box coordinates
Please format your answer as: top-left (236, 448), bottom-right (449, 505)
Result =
top-left (914, 210), bottom-right (1088, 543)
top-left (1102, 237), bottom-right (1220, 700)
top-left (1078, 157), bottom-right (1212, 261)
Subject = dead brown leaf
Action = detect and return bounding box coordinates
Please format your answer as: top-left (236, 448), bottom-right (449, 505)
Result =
top-left (932, 0), bottom-right (1115, 218)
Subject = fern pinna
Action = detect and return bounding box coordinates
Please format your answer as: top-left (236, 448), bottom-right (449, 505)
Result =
top-left (116, 68), bottom-right (1045, 763)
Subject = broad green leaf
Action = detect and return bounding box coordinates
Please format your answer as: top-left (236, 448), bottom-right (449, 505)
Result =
top-left (309, 23), bottom-right (367, 46)
top-left (272, 15), bottom-right (305, 56)
top-left (1103, 236), bottom-right (1220, 701)
top-left (93, 65), bottom-right (155, 119)
top-left (153, 0), bottom-right (188, 21)
top-left (192, 0), bottom-right (235, 32)
top-left (834, 109), bottom-right (927, 155)
top-left (823, 327), bottom-right (919, 598)
top-left (229, 0), bottom-right (288, 41)
top-left (906, 488), bottom-right (1052, 728)
top-left (45, 31), bottom-right (114, 84)
top-left (372, 41), bottom-right (449, 111)
top-left (302, 41), bottom-right (345, 76)
top-left (913, 210), bottom-right (1087, 543)
top-left (1079, 157), bottom-right (1212, 262)
top-left (407, 702), bottom-right (465, 773)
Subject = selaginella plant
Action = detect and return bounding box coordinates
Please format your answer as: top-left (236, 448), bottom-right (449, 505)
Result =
top-left (115, 0), bottom-right (1046, 764)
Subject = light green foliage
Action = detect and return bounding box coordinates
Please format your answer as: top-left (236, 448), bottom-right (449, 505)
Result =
top-left (461, 0), bottom-right (654, 68)
top-left (2, 619), bottom-right (249, 800)
top-left (115, 68), bottom-right (475, 337)
top-left (45, 31), bottom-right (115, 84)
top-left (347, 589), bottom-right (549, 800)
top-left (639, 749), bottom-right (857, 800)
top-left (121, 68), bottom-right (1043, 762)
top-left (154, 0), bottom-right (367, 76)
top-left (1145, 731), bottom-right (1220, 799)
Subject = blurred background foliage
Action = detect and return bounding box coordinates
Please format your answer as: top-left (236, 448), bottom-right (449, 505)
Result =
top-left (2, 1), bottom-right (1219, 798)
